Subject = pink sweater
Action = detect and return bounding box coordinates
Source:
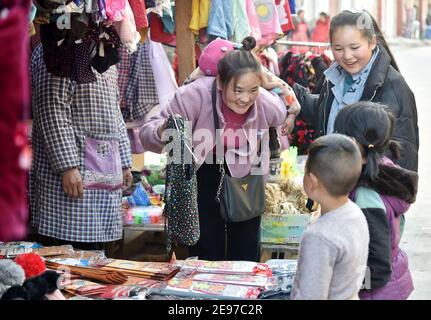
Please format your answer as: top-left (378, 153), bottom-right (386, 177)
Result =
top-left (140, 77), bottom-right (287, 178)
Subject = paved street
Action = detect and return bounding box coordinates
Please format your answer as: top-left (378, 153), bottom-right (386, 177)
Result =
top-left (391, 43), bottom-right (431, 300)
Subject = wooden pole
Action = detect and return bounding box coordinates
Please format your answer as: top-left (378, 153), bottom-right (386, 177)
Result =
top-left (175, 0), bottom-right (196, 84)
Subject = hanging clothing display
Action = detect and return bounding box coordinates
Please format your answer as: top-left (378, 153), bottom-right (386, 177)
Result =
top-left (245, 0), bottom-right (262, 41)
top-left (232, 0), bottom-right (251, 43)
top-left (207, 0), bottom-right (233, 39)
top-left (122, 41), bottom-right (159, 123)
top-left (114, 0), bottom-right (141, 53)
top-left (148, 39), bottom-right (178, 108)
top-left (189, 0), bottom-right (210, 35)
top-left (288, 0), bottom-right (296, 15)
top-left (279, 51), bottom-right (332, 155)
top-left (117, 40), bottom-right (160, 153)
top-left (148, 12), bottom-right (176, 46)
top-left (254, 0), bottom-right (283, 46)
top-left (128, 0), bottom-right (149, 27)
top-left (35, 1), bottom-right (123, 83)
top-left (275, 0), bottom-right (295, 34)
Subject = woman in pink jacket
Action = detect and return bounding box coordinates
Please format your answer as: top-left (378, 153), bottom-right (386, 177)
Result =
top-left (140, 37), bottom-right (294, 261)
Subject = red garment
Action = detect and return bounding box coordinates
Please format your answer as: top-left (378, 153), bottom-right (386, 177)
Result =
top-left (221, 101), bottom-right (250, 149)
top-left (148, 12), bottom-right (176, 46)
top-left (311, 18), bottom-right (330, 54)
top-left (128, 0), bottom-right (149, 29)
top-left (275, 0), bottom-right (295, 33)
top-left (0, 0), bottom-right (31, 241)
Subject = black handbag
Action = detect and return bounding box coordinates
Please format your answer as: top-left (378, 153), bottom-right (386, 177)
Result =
top-left (211, 81), bottom-right (266, 223)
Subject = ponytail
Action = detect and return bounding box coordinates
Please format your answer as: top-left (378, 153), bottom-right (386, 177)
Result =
top-left (217, 36), bottom-right (261, 87)
top-left (364, 10), bottom-right (400, 72)
top-left (363, 145), bottom-right (380, 181)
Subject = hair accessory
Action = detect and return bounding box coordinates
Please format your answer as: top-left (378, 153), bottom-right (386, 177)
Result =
top-left (368, 144), bottom-right (374, 149)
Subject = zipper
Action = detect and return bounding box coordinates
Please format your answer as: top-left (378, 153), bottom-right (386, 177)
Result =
top-left (369, 85), bottom-right (381, 102)
top-left (322, 80), bottom-right (330, 135)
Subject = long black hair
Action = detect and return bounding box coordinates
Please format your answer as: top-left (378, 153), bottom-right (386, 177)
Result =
top-left (330, 10), bottom-right (400, 72)
top-left (217, 36), bottom-right (262, 87)
top-left (334, 102), bottom-right (417, 203)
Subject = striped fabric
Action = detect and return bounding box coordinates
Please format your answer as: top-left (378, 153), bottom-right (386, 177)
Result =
top-left (122, 41), bottom-right (159, 122)
top-left (30, 44), bottom-right (132, 242)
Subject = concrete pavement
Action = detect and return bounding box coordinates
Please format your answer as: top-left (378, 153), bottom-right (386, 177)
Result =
top-left (390, 44), bottom-right (431, 300)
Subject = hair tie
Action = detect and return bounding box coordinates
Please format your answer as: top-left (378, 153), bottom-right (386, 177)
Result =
top-left (368, 144), bottom-right (374, 149)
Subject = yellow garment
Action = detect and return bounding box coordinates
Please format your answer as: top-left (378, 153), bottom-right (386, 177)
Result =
top-left (139, 28), bottom-right (149, 43)
top-left (29, 23), bottom-right (36, 37)
top-left (189, 0), bottom-right (210, 34)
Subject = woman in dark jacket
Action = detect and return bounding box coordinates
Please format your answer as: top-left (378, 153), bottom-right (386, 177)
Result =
top-left (292, 10), bottom-right (419, 172)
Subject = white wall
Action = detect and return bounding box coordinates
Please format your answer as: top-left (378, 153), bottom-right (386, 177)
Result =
top-left (383, 0), bottom-right (397, 38)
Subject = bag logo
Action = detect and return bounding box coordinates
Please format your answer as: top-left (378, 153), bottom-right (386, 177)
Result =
top-left (241, 184), bottom-right (248, 191)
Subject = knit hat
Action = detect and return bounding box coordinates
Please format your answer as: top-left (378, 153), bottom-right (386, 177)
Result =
top-left (0, 260), bottom-right (26, 297)
top-left (14, 252), bottom-right (46, 279)
top-left (198, 38), bottom-right (241, 76)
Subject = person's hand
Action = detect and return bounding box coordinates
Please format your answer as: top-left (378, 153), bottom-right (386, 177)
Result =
top-left (183, 67), bottom-right (204, 86)
top-left (281, 114), bottom-right (296, 136)
top-left (122, 168), bottom-right (133, 189)
top-left (61, 168), bottom-right (83, 199)
top-left (280, 84), bottom-right (301, 116)
top-left (157, 120), bottom-right (168, 139)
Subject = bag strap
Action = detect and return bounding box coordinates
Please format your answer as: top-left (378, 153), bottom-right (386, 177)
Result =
top-left (211, 81), bottom-right (225, 203)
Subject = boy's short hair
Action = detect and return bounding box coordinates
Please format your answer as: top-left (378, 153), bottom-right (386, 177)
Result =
top-left (306, 134), bottom-right (362, 196)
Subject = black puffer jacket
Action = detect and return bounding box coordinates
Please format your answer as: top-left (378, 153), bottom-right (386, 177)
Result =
top-left (293, 45), bottom-right (419, 172)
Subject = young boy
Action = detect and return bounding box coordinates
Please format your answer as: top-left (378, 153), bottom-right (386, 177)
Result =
top-left (291, 134), bottom-right (370, 300)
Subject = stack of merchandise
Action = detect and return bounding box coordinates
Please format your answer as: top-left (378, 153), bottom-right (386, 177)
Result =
top-left (262, 156), bottom-right (319, 244)
top-left (0, 241), bottom-right (43, 258)
top-left (63, 280), bottom-right (108, 297)
top-left (158, 260), bottom-right (278, 299)
top-left (99, 260), bottom-right (180, 281)
top-left (259, 259), bottom-right (298, 299)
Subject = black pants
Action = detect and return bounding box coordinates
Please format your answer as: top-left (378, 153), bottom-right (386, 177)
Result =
top-left (189, 162), bottom-right (261, 262)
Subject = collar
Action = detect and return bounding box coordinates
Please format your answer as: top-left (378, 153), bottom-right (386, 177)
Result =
top-left (324, 46), bottom-right (380, 86)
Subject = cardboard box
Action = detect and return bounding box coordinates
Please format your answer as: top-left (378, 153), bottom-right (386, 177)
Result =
top-left (261, 213), bottom-right (311, 244)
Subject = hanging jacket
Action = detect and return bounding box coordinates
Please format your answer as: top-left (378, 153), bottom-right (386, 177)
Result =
top-left (351, 158), bottom-right (417, 300)
top-left (293, 44), bottom-right (419, 172)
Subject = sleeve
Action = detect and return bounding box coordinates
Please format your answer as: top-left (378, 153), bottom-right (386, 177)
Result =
top-left (117, 106), bottom-right (132, 168)
top-left (259, 88), bottom-right (288, 127)
top-left (311, 56), bottom-right (329, 84)
top-left (34, 72), bottom-right (79, 174)
top-left (391, 79), bottom-right (419, 172)
top-left (355, 188), bottom-right (392, 290)
top-left (293, 83), bottom-right (320, 126)
top-left (140, 82), bottom-right (204, 153)
top-left (291, 232), bottom-right (337, 300)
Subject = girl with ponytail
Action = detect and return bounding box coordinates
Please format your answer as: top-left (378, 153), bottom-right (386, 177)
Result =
top-left (334, 102), bottom-right (418, 300)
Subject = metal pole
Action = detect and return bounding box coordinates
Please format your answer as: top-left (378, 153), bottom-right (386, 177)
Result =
top-left (276, 40), bottom-right (331, 47)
